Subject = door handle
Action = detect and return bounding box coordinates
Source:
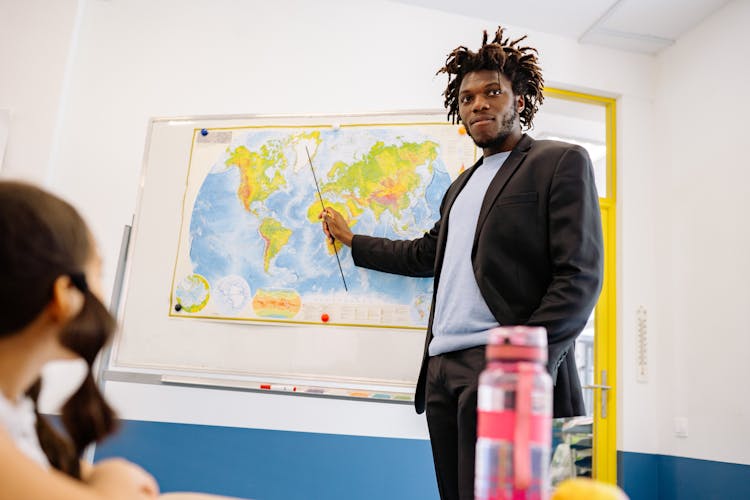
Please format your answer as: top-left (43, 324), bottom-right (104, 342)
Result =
top-left (582, 370), bottom-right (611, 418)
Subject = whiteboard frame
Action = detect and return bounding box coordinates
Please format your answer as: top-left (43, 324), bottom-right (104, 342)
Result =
top-left (105, 110), bottom-right (475, 403)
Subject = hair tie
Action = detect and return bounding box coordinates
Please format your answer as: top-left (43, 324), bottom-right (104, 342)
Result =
top-left (69, 273), bottom-right (89, 293)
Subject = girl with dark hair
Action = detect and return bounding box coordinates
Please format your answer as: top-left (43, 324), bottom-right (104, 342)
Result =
top-left (0, 181), bottom-right (243, 500)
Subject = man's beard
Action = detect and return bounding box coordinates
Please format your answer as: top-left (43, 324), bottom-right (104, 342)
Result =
top-left (468, 107), bottom-right (519, 150)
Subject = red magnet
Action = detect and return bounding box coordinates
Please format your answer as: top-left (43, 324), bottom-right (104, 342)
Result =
top-left (321, 313), bottom-right (330, 323)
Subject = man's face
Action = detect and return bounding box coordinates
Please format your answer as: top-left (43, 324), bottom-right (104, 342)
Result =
top-left (458, 69), bottom-right (524, 156)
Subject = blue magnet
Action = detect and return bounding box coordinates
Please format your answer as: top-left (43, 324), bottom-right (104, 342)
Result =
top-left (201, 128), bottom-right (208, 136)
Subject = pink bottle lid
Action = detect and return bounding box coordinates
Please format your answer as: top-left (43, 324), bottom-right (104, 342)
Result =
top-left (486, 326), bottom-right (548, 363)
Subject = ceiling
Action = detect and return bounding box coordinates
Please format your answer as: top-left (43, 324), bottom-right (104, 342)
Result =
top-left (390, 0), bottom-right (731, 54)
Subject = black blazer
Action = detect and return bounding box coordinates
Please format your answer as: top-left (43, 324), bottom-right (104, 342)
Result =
top-left (351, 134), bottom-right (604, 418)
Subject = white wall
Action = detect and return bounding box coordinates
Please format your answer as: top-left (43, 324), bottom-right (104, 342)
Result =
top-left (3, 0), bottom-right (669, 454)
top-left (648, 0), bottom-right (750, 464)
top-left (0, 0), bottom-right (79, 181)
top-left (617, 91), bottom-right (663, 455)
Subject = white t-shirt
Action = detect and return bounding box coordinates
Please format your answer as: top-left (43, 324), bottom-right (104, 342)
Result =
top-left (0, 391), bottom-right (50, 468)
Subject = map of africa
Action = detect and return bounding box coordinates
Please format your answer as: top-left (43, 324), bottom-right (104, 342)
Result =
top-left (171, 122), bottom-right (475, 328)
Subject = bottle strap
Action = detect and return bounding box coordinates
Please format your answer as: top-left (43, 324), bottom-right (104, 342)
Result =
top-left (513, 362), bottom-right (534, 490)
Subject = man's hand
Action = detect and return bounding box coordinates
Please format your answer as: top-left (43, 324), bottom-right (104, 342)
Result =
top-left (318, 208), bottom-right (354, 247)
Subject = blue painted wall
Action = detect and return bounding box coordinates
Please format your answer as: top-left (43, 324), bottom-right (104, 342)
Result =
top-left (94, 419), bottom-right (750, 500)
top-left (618, 451), bottom-right (750, 500)
top-left (94, 419), bottom-right (439, 500)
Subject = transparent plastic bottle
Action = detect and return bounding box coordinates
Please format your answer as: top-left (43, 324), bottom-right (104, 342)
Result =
top-left (475, 326), bottom-right (553, 500)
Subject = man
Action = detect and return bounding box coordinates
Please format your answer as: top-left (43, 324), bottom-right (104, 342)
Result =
top-left (321, 27), bottom-right (603, 500)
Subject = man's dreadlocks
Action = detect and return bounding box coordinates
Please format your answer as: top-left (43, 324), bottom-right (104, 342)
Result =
top-left (438, 26), bottom-right (544, 130)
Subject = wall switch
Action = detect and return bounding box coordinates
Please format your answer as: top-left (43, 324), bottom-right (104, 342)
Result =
top-left (674, 417), bottom-right (689, 438)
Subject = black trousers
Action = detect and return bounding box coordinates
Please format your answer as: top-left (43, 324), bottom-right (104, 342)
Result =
top-left (425, 345), bottom-right (486, 500)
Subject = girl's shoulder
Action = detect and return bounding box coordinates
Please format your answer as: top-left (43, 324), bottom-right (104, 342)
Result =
top-left (0, 393), bottom-right (50, 469)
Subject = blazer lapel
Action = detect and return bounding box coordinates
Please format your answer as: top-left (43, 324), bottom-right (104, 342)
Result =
top-left (473, 134), bottom-right (534, 247)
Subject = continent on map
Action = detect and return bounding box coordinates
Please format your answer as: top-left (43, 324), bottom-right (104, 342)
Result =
top-left (258, 217), bottom-right (292, 272)
top-left (225, 131), bottom-right (322, 214)
top-left (213, 275), bottom-right (252, 315)
top-left (226, 144), bottom-right (287, 213)
top-left (306, 140), bottom-right (439, 227)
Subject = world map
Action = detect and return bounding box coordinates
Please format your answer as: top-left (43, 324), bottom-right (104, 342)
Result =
top-left (172, 123), bottom-right (473, 328)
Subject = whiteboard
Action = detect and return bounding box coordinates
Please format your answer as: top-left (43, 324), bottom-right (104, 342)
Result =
top-left (110, 111), bottom-right (476, 396)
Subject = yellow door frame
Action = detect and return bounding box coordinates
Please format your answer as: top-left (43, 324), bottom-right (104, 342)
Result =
top-left (544, 87), bottom-right (618, 484)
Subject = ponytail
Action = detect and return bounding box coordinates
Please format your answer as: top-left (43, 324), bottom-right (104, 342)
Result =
top-left (59, 285), bottom-right (119, 459)
top-left (25, 288), bottom-right (118, 479)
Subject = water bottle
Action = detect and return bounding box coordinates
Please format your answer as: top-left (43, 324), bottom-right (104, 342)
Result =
top-left (475, 326), bottom-right (553, 500)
